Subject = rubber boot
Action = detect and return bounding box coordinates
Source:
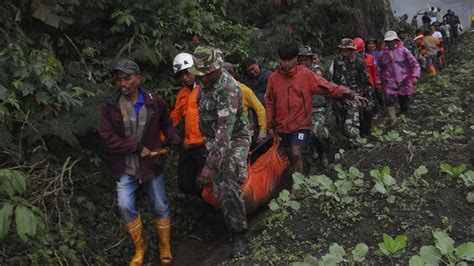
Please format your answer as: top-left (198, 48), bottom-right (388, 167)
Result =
top-left (125, 214), bottom-right (147, 266)
top-left (155, 219), bottom-right (173, 265)
top-left (315, 139), bottom-right (329, 168)
top-left (232, 231), bottom-right (249, 256)
top-left (387, 106), bottom-right (397, 126)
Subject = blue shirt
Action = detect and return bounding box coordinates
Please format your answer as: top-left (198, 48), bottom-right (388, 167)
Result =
top-left (134, 89), bottom-right (145, 121)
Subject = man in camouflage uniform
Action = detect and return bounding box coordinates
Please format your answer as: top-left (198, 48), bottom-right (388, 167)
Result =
top-left (330, 38), bottom-right (372, 147)
top-left (188, 46), bottom-right (251, 256)
top-left (297, 45), bottom-right (329, 168)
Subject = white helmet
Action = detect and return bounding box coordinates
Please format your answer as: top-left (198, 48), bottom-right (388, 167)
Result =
top-left (172, 52), bottom-right (194, 74)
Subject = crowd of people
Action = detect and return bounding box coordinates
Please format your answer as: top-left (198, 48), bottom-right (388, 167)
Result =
top-left (407, 7), bottom-right (463, 75)
top-left (98, 15), bottom-right (465, 262)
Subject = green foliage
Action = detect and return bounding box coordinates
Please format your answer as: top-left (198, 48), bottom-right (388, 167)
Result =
top-left (408, 165), bottom-right (429, 187)
top-left (370, 166), bottom-right (399, 203)
top-left (268, 189), bottom-right (300, 212)
top-left (293, 243), bottom-right (369, 266)
top-left (382, 130), bottom-right (402, 142)
top-left (378, 234), bottom-right (407, 258)
top-left (439, 163), bottom-right (467, 178)
top-left (459, 170), bottom-right (474, 203)
top-left (410, 230), bottom-right (474, 265)
top-left (0, 169), bottom-right (44, 242)
top-left (294, 171), bottom-right (356, 204)
top-left (334, 149), bottom-right (345, 161)
top-left (355, 136), bottom-right (374, 148)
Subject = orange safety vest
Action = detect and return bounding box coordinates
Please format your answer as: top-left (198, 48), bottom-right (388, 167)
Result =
top-left (170, 83), bottom-right (204, 146)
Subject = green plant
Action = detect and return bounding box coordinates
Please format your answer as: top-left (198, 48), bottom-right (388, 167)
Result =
top-left (371, 126), bottom-right (384, 140)
top-left (439, 163), bottom-right (467, 178)
top-left (459, 170), bottom-right (474, 203)
top-left (409, 230), bottom-right (474, 265)
top-left (268, 189), bottom-right (301, 212)
top-left (304, 174), bottom-right (355, 204)
top-left (293, 243), bottom-right (369, 266)
top-left (408, 165), bottom-right (429, 186)
top-left (382, 130), bottom-right (402, 142)
top-left (334, 148), bottom-right (345, 161)
top-left (0, 169), bottom-right (45, 241)
top-left (355, 136), bottom-right (374, 148)
top-left (370, 166), bottom-right (399, 203)
top-left (378, 234), bottom-right (407, 258)
top-left (402, 129), bottom-right (417, 138)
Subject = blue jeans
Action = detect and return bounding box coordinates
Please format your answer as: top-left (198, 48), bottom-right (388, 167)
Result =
top-left (116, 173), bottom-right (170, 223)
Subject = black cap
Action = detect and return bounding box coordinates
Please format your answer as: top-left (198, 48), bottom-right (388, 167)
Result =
top-left (114, 59), bottom-right (140, 74)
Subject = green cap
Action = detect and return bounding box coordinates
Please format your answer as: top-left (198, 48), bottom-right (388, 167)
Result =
top-left (188, 46), bottom-right (224, 76)
top-left (114, 59), bottom-right (140, 74)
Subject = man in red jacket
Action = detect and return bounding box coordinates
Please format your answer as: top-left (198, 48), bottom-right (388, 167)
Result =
top-left (99, 59), bottom-right (181, 265)
top-left (266, 43), bottom-right (366, 175)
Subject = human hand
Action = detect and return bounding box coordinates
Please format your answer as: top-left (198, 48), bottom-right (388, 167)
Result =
top-left (267, 129), bottom-right (275, 139)
top-left (140, 146), bottom-right (151, 157)
top-left (258, 130), bottom-right (268, 143)
top-left (198, 165), bottom-right (217, 186)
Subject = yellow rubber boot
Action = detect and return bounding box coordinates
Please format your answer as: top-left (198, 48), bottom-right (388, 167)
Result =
top-left (155, 219), bottom-right (173, 265)
top-left (125, 214), bottom-right (147, 266)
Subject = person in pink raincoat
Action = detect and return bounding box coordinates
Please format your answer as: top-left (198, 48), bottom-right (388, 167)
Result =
top-left (377, 31), bottom-right (420, 126)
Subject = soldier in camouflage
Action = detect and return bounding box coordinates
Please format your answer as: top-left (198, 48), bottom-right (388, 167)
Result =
top-left (330, 38), bottom-right (373, 147)
top-left (298, 45), bottom-right (329, 168)
top-left (188, 46), bottom-right (251, 256)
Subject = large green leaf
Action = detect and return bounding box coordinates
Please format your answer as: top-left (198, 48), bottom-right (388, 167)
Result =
top-left (0, 202), bottom-right (13, 239)
top-left (0, 170), bottom-right (15, 196)
top-left (352, 243), bottom-right (368, 262)
top-left (314, 175), bottom-right (335, 192)
top-left (409, 255), bottom-right (425, 266)
top-left (455, 242), bottom-right (474, 261)
top-left (433, 231), bottom-right (455, 255)
top-left (15, 205), bottom-right (38, 242)
top-left (420, 245), bottom-right (442, 266)
top-left (10, 170), bottom-right (26, 195)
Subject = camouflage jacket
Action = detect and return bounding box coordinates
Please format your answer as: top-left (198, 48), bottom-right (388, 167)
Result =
top-left (331, 55), bottom-right (371, 94)
top-left (198, 70), bottom-right (250, 170)
top-left (307, 64), bottom-right (327, 108)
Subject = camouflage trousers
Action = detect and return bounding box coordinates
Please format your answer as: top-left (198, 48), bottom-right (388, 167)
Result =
top-left (311, 107), bottom-right (329, 140)
top-left (334, 101), bottom-right (361, 144)
top-left (212, 138), bottom-right (250, 233)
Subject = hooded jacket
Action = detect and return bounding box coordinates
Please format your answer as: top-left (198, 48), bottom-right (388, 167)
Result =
top-left (99, 88), bottom-right (181, 182)
top-left (266, 65), bottom-right (353, 134)
top-left (377, 42), bottom-right (420, 96)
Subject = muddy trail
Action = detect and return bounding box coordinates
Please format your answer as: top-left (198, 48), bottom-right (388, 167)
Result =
top-left (46, 32), bottom-right (473, 265)
top-left (169, 32), bottom-right (474, 265)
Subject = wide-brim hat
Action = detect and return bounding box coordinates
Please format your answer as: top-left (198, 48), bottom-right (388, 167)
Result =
top-left (338, 38), bottom-right (356, 50)
top-left (188, 46), bottom-right (224, 76)
top-left (384, 31), bottom-right (400, 41)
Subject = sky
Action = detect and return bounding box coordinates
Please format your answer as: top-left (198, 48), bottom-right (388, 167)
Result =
top-left (389, 0), bottom-right (473, 28)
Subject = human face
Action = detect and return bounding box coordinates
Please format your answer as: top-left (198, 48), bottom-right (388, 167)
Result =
top-left (245, 63), bottom-right (261, 77)
top-left (399, 32), bottom-right (407, 40)
top-left (384, 40), bottom-right (397, 49)
top-left (197, 69), bottom-right (222, 89)
top-left (179, 70), bottom-right (196, 87)
top-left (279, 57), bottom-right (297, 76)
top-left (297, 55), bottom-right (313, 68)
top-left (115, 71), bottom-right (141, 98)
top-left (367, 42), bottom-right (377, 51)
top-left (340, 48), bottom-right (353, 59)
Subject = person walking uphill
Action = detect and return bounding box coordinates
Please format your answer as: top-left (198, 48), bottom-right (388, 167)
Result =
top-left (99, 59), bottom-right (181, 265)
top-left (188, 46), bottom-right (251, 256)
top-left (330, 38), bottom-right (373, 147)
top-left (170, 52), bottom-right (206, 196)
top-left (266, 43), bottom-right (367, 176)
top-left (377, 31), bottom-right (420, 126)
